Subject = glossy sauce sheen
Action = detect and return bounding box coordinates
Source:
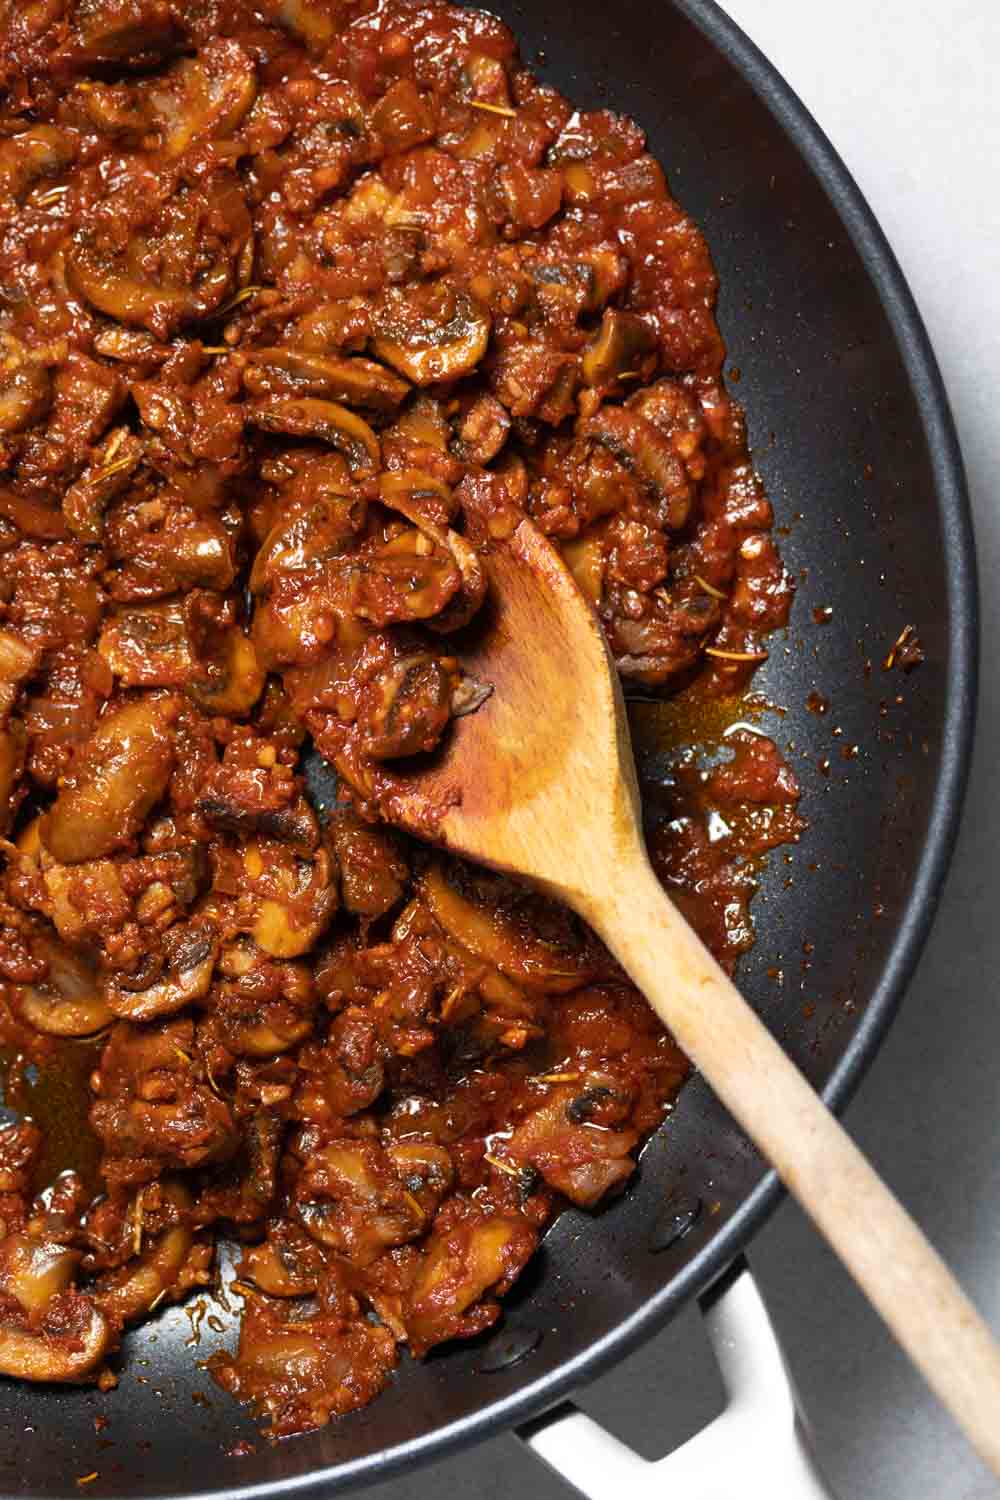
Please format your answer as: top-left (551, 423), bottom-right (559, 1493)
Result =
top-left (0, 0), bottom-right (798, 1435)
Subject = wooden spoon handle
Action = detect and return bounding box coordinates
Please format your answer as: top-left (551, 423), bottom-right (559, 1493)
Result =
top-left (577, 845), bottom-right (1000, 1478)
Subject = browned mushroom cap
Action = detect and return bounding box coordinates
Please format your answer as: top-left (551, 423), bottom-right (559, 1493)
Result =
top-left (361, 652), bottom-right (459, 762)
top-left (376, 476), bottom-right (486, 633)
top-left (579, 402), bottom-right (692, 528)
top-left (67, 241), bottom-right (234, 336)
top-left (243, 350), bottom-right (409, 412)
top-left (0, 629), bottom-right (40, 718)
top-left (145, 39), bottom-right (257, 160)
top-left (247, 398), bottom-right (380, 476)
top-left (0, 343), bottom-right (51, 435)
top-left (41, 694), bottom-right (180, 864)
top-left (187, 629), bottom-right (265, 718)
top-left (250, 493), bottom-right (363, 594)
top-left (372, 285), bottom-right (491, 386)
top-left (378, 469), bottom-right (457, 525)
top-left (0, 126), bottom-right (76, 201)
top-left (13, 930), bottom-right (113, 1038)
top-left (421, 859), bottom-right (597, 992)
top-left (581, 309), bottom-right (658, 388)
top-left (0, 1233), bottom-right (111, 1382)
top-left (105, 922), bottom-right (217, 1023)
top-left (248, 845), bottom-right (339, 959)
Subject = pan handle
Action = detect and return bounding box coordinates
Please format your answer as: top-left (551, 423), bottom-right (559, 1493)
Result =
top-left (516, 1257), bottom-right (836, 1499)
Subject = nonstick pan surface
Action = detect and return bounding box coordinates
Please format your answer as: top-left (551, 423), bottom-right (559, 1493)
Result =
top-left (0, 0), bottom-right (976, 1494)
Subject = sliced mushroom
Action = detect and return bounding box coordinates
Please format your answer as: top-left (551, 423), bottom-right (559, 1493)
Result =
top-left (378, 469), bottom-right (457, 525)
top-left (506, 1091), bottom-right (638, 1208)
top-left (98, 601), bottom-right (194, 688)
top-left (14, 931), bottom-right (113, 1037)
top-left (67, 241), bottom-right (235, 336)
top-left (421, 860), bottom-right (596, 991)
top-left (581, 309), bottom-right (657, 387)
top-left (250, 493), bottom-right (362, 594)
top-left (187, 629), bottom-right (265, 718)
top-left (326, 807), bottom-right (408, 918)
top-left (375, 478), bottom-right (486, 633)
top-left (251, 846), bottom-right (338, 959)
top-left (361, 652), bottom-right (458, 762)
top-left (354, 537), bottom-right (462, 627)
top-left (275, 0), bottom-right (338, 48)
top-left (392, 393), bottom-right (451, 452)
top-left (0, 126), bottom-right (76, 201)
top-left (580, 402), bottom-right (692, 528)
top-left (146, 39), bottom-right (257, 160)
top-left (251, 579), bottom-right (342, 672)
top-left (450, 674), bottom-right (493, 718)
top-left (0, 716), bottom-right (24, 834)
top-left (0, 347), bottom-right (51, 434)
top-left (384, 1141), bottom-right (454, 1218)
top-left (0, 1235), bottom-right (79, 1317)
top-left (561, 530), bottom-right (605, 605)
top-left (212, 936), bottom-right (316, 1054)
top-left (427, 530), bottom-right (487, 633)
top-left (42, 695), bottom-right (180, 864)
top-left (0, 1289), bottom-right (110, 1383)
top-left (60, 0), bottom-right (185, 66)
top-left (404, 1212), bottom-right (535, 1356)
top-left (0, 1226), bottom-right (111, 1384)
top-left (247, 398), bottom-right (380, 476)
top-left (0, 629), bottom-right (40, 718)
top-left (243, 350), bottom-right (409, 411)
top-left (372, 287), bottom-right (491, 386)
top-left (105, 923), bottom-right (217, 1023)
top-left (295, 1140), bottom-right (426, 1264)
top-left (240, 1228), bottom-right (320, 1298)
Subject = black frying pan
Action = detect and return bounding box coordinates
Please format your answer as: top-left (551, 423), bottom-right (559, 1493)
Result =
top-left (0, 0), bottom-right (976, 1494)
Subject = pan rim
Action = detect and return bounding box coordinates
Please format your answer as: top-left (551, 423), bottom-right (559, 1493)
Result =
top-left (159, 1), bottom-right (980, 1493)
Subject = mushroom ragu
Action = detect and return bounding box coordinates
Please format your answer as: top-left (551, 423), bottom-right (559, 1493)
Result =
top-left (0, 0), bottom-right (800, 1438)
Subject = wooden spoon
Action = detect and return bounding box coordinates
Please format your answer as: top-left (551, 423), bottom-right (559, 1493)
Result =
top-left (386, 516), bottom-right (1000, 1476)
